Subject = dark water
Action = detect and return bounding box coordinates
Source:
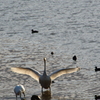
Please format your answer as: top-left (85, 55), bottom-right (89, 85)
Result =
top-left (0, 0), bottom-right (100, 100)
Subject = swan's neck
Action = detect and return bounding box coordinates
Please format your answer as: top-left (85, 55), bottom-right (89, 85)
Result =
top-left (43, 58), bottom-right (47, 75)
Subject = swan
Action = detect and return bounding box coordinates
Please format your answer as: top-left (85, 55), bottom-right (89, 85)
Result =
top-left (14, 84), bottom-right (25, 100)
top-left (11, 58), bottom-right (80, 92)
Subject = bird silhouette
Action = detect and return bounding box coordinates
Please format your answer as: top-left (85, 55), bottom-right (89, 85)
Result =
top-left (31, 29), bottom-right (38, 33)
top-left (72, 55), bottom-right (77, 61)
top-left (95, 95), bottom-right (100, 100)
top-left (95, 66), bottom-right (100, 72)
top-left (31, 95), bottom-right (40, 100)
top-left (51, 52), bottom-right (54, 55)
top-left (11, 58), bottom-right (80, 92)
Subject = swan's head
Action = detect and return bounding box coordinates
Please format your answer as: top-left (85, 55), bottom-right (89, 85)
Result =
top-left (44, 58), bottom-right (46, 61)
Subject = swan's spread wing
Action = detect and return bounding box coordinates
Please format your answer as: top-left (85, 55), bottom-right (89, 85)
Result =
top-left (49, 67), bottom-right (80, 80)
top-left (11, 67), bottom-right (41, 82)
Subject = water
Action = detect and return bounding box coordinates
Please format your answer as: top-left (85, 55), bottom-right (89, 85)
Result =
top-left (0, 0), bottom-right (100, 99)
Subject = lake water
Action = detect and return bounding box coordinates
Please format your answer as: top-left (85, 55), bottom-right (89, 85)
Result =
top-left (0, 0), bottom-right (100, 100)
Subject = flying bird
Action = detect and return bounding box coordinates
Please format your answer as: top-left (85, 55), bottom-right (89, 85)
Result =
top-left (14, 84), bottom-right (25, 100)
top-left (11, 58), bottom-right (80, 92)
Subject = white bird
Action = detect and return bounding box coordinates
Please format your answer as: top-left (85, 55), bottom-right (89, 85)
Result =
top-left (14, 84), bottom-right (25, 100)
top-left (11, 58), bottom-right (80, 92)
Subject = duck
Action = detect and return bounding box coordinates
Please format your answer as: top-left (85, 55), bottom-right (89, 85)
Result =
top-left (11, 58), bottom-right (80, 92)
top-left (72, 55), bottom-right (77, 61)
top-left (31, 95), bottom-right (40, 100)
top-left (31, 29), bottom-right (38, 33)
top-left (95, 95), bottom-right (100, 100)
top-left (14, 84), bottom-right (25, 100)
top-left (51, 52), bottom-right (54, 55)
top-left (95, 66), bottom-right (100, 72)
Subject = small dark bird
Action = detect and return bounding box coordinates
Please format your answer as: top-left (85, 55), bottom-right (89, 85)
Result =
top-left (51, 52), bottom-right (54, 55)
top-left (72, 55), bottom-right (77, 61)
top-left (31, 95), bottom-right (40, 100)
top-left (95, 66), bottom-right (100, 72)
top-left (52, 81), bottom-right (55, 83)
top-left (95, 95), bottom-right (100, 100)
top-left (31, 29), bottom-right (38, 33)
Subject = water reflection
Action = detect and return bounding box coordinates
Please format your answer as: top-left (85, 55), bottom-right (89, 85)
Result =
top-left (41, 90), bottom-right (51, 100)
top-left (21, 98), bottom-right (26, 100)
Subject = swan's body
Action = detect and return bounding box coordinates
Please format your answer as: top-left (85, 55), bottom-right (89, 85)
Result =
top-left (14, 84), bottom-right (25, 100)
top-left (11, 58), bottom-right (80, 92)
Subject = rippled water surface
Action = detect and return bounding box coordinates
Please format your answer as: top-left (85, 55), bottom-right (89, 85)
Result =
top-left (0, 0), bottom-right (100, 100)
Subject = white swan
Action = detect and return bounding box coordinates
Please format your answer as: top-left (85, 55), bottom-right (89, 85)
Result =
top-left (11, 58), bottom-right (80, 92)
top-left (14, 84), bottom-right (25, 100)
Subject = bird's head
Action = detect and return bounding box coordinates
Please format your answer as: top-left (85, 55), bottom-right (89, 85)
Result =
top-left (44, 58), bottom-right (46, 61)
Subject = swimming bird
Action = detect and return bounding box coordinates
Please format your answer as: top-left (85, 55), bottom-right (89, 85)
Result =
top-left (31, 95), bottom-right (40, 100)
top-left (31, 29), bottom-right (38, 33)
top-left (95, 95), bottom-right (100, 100)
top-left (51, 52), bottom-right (54, 55)
top-left (14, 84), bottom-right (25, 100)
top-left (72, 55), bottom-right (77, 61)
top-left (95, 66), bottom-right (100, 72)
top-left (11, 58), bottom-right (80, 92)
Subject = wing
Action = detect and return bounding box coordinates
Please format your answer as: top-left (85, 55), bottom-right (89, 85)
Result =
top-left (11, 67), bottom-right (41, 82)
top-left (49, 67), bottom-right (80, 80)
